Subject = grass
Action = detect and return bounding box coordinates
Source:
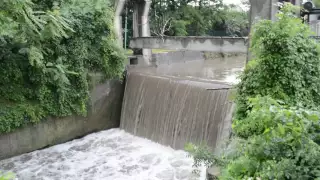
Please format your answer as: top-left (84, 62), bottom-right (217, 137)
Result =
top-left (125, 49), bottom-right (175, 56)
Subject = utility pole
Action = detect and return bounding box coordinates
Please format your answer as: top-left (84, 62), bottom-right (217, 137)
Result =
top-left (124, 5), bottom-right (128, 50)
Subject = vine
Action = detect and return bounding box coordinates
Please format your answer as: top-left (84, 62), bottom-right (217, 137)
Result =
top-left (0, 0), bottom-right (125, 133)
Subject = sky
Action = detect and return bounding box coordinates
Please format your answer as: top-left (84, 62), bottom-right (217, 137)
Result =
top-left (223, 0), bottom-right (242, 5)
top-left (188, 0), bottom-right (249, 11)
top-left (223, 0), bottom-right (249, 11)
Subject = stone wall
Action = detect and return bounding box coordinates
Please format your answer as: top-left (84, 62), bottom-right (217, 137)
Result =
top-left (0, 80), bottom-right (124, 160)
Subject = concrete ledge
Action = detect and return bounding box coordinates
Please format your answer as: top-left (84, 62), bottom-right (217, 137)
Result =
top-left (130, 36), bottom-right (248, 53)
top-left (0, 80), bottom-right (124, 160)
top-left (207, 167), bottom-right (220, 180)
top-left (128, 55), bottom-right (150, 66)
top-left (151, 51), bottom-right (204, 65)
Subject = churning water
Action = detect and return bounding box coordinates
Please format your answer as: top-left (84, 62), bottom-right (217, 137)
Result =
top-left (0, 129), bottom-right (205, 180)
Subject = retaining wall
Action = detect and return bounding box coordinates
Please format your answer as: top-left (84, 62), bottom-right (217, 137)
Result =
top-left (0, 80), bottom-right (124, 160)
top-left (151, 51), bottom-right (204, 65)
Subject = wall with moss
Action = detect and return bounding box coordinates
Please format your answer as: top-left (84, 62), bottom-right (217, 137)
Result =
top-left (0, 79), bottom-right (124, 160)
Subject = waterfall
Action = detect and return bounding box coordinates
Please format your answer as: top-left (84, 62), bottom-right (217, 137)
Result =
top-left (120, 71), bottom-right (234, 149)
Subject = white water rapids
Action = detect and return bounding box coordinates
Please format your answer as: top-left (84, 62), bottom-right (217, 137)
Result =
top-left (0, 129), bottom-right (206, 180)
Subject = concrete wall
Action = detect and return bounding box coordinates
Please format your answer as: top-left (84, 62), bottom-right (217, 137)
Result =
top-left (0, 80), bottom-right (124, 160)
top-left (249, 0), bottom-right (300, 25)
top-left (130, 36), bottom-right (248, 53)
top-left (151, 51), bottom-right (204, 65)
top-left (250, 0), bottom-right (278, 23)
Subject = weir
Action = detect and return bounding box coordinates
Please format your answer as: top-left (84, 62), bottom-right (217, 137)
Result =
top-left (120, 73), bottom-right (233, 149)
top-left (120, 57), bottom-right (245, 149)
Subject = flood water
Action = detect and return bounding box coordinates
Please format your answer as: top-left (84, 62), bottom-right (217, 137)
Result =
top-left (0, 129), bottom-right (205, 180)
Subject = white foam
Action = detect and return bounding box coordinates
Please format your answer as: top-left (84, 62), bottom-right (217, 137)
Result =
top-left (0, 129), bottom-right (206, 180)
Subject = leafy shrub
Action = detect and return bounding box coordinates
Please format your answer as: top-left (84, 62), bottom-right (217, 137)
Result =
top-left (230, 96), bottom-right (320, 179)
top-left (235, 4), bottom-right (320, 119)
top-left (186, 3), bottom-right (320, 179)
top-left (0, 172), bottom-right (14, 180)
top-left (0, 0), bottom-right (125, 133)
top-left (188, 96), bottom-right (320, 179)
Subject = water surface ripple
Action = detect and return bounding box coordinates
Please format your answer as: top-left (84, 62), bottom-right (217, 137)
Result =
top-left (0, 129), bottom-right (205, 180)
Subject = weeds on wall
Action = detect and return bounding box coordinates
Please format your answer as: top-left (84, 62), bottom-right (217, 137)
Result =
top-left (0, 0), bottom-right (125, 133)
top-left (186, 3), bottom-right (320, 179)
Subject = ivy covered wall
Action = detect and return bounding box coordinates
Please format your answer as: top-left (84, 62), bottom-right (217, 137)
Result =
top-left (0, 0), bottom-right (125, 133)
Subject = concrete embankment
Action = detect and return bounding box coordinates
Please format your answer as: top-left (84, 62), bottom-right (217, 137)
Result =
top-left (0, 79), bottom-right (124, 160)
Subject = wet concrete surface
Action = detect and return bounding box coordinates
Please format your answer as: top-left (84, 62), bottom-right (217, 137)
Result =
top-left (0, 129), bottom-right (205, 180)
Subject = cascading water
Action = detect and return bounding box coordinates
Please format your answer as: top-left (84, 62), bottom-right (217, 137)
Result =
top-left (120, 72), bottom-right (234, 150)
top-left (120, 56), bottom-right (245, 150)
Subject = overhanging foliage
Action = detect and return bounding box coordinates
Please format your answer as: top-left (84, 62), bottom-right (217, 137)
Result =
top-left (0, 0), bottom-right (125, 133)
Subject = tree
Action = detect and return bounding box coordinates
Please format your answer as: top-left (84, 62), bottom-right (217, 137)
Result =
top-left (0, 0), bottom-right (125, 133)
top-left (150, 0), bottom-right (173, 37)
top-left (148, 0), bottom-right (249, 36)
top-left (314, 0), bottom-right (320, 8)
top-left (224, 6), bottom-right (249, 36)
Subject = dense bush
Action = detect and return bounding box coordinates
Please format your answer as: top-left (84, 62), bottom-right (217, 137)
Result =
top-left (188, 96), bottom-right (320, 179)
top-left (186, 3), bottom-right (320, 179)
top-left (230, 96), bottom-right (320, 179)
top-left (235, 4), bottom-right (320, 119)
top-left (0, 0), bottom-right (125, 133)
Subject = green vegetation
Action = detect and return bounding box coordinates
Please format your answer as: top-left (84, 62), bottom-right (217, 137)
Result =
top-left (235, 4), bottom-right (320, 120)
top-left (0, 0), bottom-right (125, 133)
top-left (123, 0), bottom-right (249, 47)
top-left (149, 0), bottom-right (249, 37)
top-left (0, 172), bottom-right (14, 180)
top-left (315, 0), bottom-right (320, 8)
top-left (186, 3), bottom-right (320, 179)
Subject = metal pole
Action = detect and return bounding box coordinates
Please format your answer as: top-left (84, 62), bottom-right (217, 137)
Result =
top-left (124, 6), bottom-right (128, 50)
